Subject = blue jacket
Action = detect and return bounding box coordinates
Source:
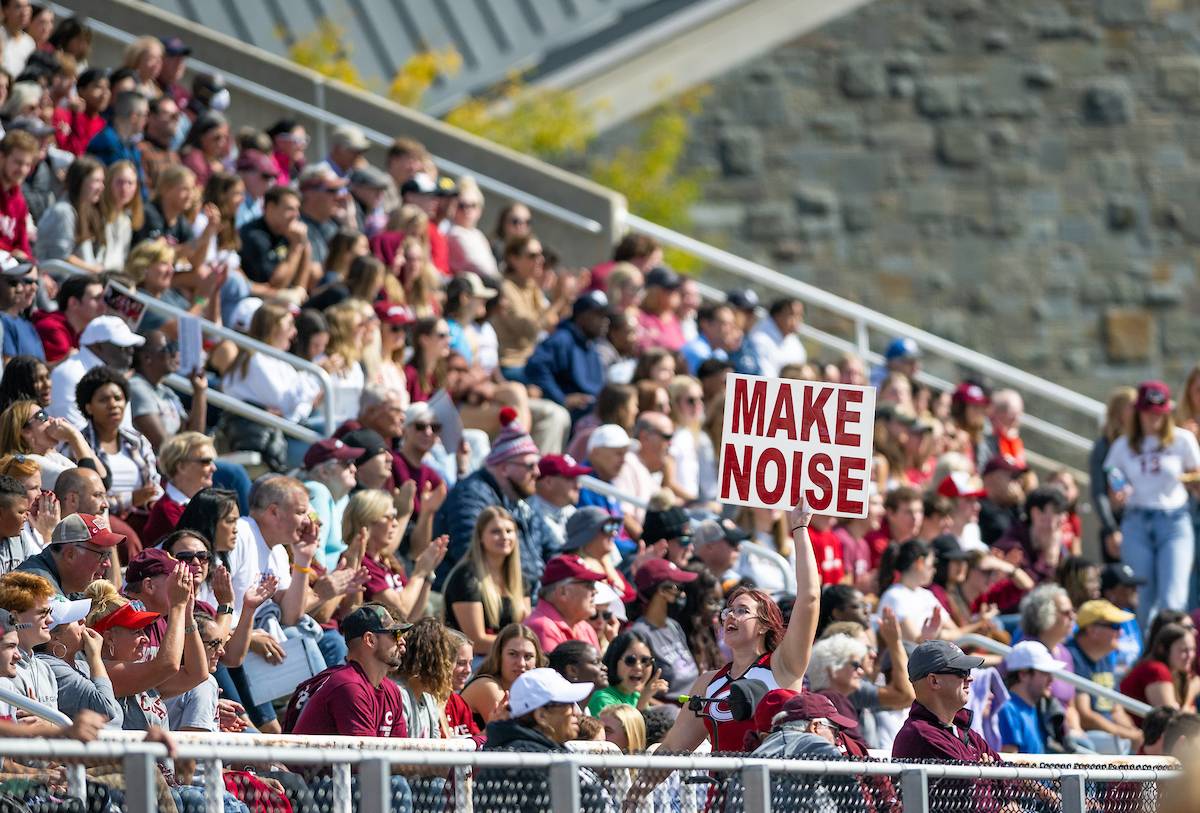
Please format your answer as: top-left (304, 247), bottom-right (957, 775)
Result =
top-left (432, 467), bottom-right (558, 594)
top-left (86, 126), bottom-right (146, 194)
top-left (524, 321), bottom-right (604, 408)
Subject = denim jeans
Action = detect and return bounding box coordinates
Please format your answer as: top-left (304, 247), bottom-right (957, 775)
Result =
top-left (1120, 505), bottom-right (1194, 630)
top-left (318, 627), bottom-right (348, 667)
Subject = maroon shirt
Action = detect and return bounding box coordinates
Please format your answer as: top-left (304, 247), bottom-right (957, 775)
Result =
top-left (391, 448), bottom-right (442, 516)
top-left (32, 311), bottom-right (78, 364)
top-left (52, 108), bottom-right (105, 156)
top-left (0, 184), bottom-right (31, 256)
top-left (291, 660), bottom-right (408, 738)
top-left (893, 701), bottom-right (1001, 761)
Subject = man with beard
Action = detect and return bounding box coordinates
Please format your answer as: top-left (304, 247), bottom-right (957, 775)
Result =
top-left (434, 408), bottom-right (556, 594)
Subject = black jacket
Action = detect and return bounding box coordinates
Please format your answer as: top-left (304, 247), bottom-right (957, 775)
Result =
top-left (476, 719), bottom-right (612, 813)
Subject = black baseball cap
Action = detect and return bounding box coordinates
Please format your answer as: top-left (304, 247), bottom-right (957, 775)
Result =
top-left (931, 534), bottom-right (968, 562)
top-left (644, 266), bottom-right (682, 290)
top-left (340, 603), bottom-right (412, 641)
top-left (1100, 563), bottom-right (1146, 592)
top-left (907, 640), bottom-right (984, 682)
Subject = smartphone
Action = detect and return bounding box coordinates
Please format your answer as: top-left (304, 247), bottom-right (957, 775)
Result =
top-left (1106, 466), bottom-right (1129, 492)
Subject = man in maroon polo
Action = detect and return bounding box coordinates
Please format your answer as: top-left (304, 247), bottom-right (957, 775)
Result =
top-left (893, 640), bottom-right (991, 761)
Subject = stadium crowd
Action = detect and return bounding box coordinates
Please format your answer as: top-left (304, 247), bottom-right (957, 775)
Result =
top-left (0, 7), bottom-right (1186, 812)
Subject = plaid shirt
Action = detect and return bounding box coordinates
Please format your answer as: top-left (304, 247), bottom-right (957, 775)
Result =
top-left (80, 423), bottom-right (161, 515)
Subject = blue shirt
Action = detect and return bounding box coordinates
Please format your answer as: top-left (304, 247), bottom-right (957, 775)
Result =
top-left (997, 693), bottom-right (1044, 754)
top-left (681, 334), bottom-right (726, 375)
top-left (1, 313), bottom-right (44, 360)
top-left (1113, 617), bottom-right (1142, 680)
top-left (1065, 638), bottom-right (1118, 718)
top-left (446, 318), bottom-right (472, 364)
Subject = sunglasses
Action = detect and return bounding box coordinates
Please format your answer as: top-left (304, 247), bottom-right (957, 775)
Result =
top-left (680, 396), bottom-right (703, 406)
top-left (185, 456), bottom-right (215, 466)
top-left (602, 521), bottom-right (621, 535)
top-left (508, 217), bottom-right (531, 226)
top-left (173, 550), bottom-right (211, 564)
top-left (409, 421), bottom-right (442, 434)
top-left (23, 411), bottom-right (47, 427)
top-left (509, 461), bottom-right (538, 472)
top-left (154, 341), bottom-right (179, 355)
top-left (5, 277), bottom-right (35, 288)
top-left (622, 655), bottom-right (653, 668)
top-left (590, 610), bottom-right (614, 622)
top-left (936, 668), bottom-right (972, 679)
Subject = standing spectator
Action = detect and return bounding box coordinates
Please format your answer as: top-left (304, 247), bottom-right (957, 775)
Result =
top-left (525, 555), bottom-right (602, 653)
top-left (52, 67), bottom-right (109, 157)
top-left (636, 266), bottom-right (686, 353)
top-left (747, 297), bottom-right (806, 378)
top-left (988, 389), bottom-right (1027, 468)
top-left (1066, 600), bottom-right (1144, 752)
top-left (443, 506), bottom-right (529, 657)
top-left (525, 290), bottom-right (609, 418)
top-left (1100, 562), bottom-right (1145, 679)
top-left (238, 185), bottom-right (316, 299)
top-left (446, 176), bottom-right (499, 282)
top-left (997, 641), bottom-right (1061, 754)
top-left (85, 91), bottom-right (147, 191)
top-left (0, 259), bottom-right (41, 360)
top-left (0, 0), bottom-right (34, 78)
top-left (1104, 380), bottom-right (1200, 629)
top-left (527, 453), bottom-right (588, 549)
top-left (0, 130), bottom-right (36, 259)
top-left (137, 94), bottom-right (181, 194)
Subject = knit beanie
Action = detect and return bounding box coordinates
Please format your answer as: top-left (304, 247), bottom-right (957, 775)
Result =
top-left (485, 407), bottom-right (539, 467)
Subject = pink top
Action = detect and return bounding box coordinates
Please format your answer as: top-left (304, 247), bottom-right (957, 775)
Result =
top-left (525, 599), bottom-right (599, 654)
top-left (636, 310), bottom-right (686, 352)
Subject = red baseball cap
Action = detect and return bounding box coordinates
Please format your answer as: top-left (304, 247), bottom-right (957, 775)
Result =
top-left (541, 555), bottom-right (605, 586)
top-left (537, 454), bottom-right (592, 479)
top-left (952, 382), bottom-right (989, 406)
top-left (89, 601), bottom-right (161, 634)
top-left (633, 558), bottom-right (698, 597)
top-left (1136, 380), bottom-right (1172, 414)
top-left (752, 688), bottom-right (799, 734)
top-left (374, 301), bottom-right (415, 327)
top-left (50, 513), bottom-right (125, 548)
top-left (303, 438), bottom-right (365, 470)
top-left (936, 471), bottom-right (986, 499)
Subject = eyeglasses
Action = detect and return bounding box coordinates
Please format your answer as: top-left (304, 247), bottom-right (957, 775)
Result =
top-left (659, 583), bottom-right (682, 595)
top-left (719, 606), bottom-right (755, 623)
top-left (602, 521), bottom-right (621, 535)
top-left (458, 201), bottom-right (480, 209)
top-left (674, 535), bottom-right (693, 547)
top-left (185, 457), bottom-right (216, 466)
top-left (202, 636), bottom-right (229, 653)
top-left (680, 395), bottom-right (703, 406)
top-left (5, 277), bottom-right (36, 288)
top-left (72, 543), bottom-right (111, 563)
top-left (509, 461), bottom-right (538, 472)
top-left (647, 429), bottom-right (674, 441)
top-left (508, 217), bottom-right (531, 226)
top-left (622, 655), bottom-right (653, 668)
top-left (173, 550), bottom-right (211, 564)
top-left (409, 422), bottom-right (442, 434)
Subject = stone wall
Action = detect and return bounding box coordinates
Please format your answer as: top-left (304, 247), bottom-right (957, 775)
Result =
top-left (606, 0), bottom-right (1200, 400)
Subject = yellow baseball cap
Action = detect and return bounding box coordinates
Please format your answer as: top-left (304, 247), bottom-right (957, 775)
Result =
top-left (1076, 599), bottom-right (1135, 628)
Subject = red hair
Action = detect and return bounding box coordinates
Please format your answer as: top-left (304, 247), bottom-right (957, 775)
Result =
top-left (726, 586), bottom-right (785, 652)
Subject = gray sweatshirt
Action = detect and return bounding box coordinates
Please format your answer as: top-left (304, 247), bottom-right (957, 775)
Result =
top-left (37, 653), bottom-right (123, 727)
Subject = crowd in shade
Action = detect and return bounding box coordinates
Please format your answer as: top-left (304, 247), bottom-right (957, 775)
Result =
top-left (0, 6), bottom-right (1188, 812)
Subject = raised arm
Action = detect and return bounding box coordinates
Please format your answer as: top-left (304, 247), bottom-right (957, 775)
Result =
top-left (774, 498), bottom-right (820, 687)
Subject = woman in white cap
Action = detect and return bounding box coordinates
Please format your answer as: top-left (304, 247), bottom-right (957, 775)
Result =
top-left (36, 593), bottom-right (123, 723)
top-left (476, 666), bottom-right (611, 812)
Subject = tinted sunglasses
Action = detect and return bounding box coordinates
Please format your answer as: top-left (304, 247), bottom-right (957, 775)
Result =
top-left (622, 655), bottom-right (653, 668)
top-left (173, 551), bottom-right (211, 564)
top-left (936, 668), bottom-right (972, 679)
top-left (409, 421), bottom-right (442, 434)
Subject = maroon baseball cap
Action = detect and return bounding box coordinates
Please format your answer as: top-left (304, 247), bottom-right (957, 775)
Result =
top-left (303, 438), bottom-right (365, 470)
top-left (982, 456), bottom-right (1026, 477)
top-left (537, 454), bottom-right (592, 479)
top-left (541, 555), bottom-right (605, 586)
top-left (1136, 380), bottom-right (1172, 414)
top-left (126, 548), bottom-right (177, 583)
top-left (374, 301), bottom-right (415, 327)
top-left (633, 558), bottom-right (698, 597)
top-left (752, 688), bottom-right (799, 733)
top-left (952, 382), bottom-right (989, 406)
top-left (780, 692), bottom-right (859, 730)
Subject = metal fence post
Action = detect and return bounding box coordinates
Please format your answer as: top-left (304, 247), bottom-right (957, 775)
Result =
top-left (123, 751), bottom-right (157, 813)
top-left (741, 763), bottom-right (772, 813)
top-left (359, 757), bottom-right (390, 813)
top-left (453, 765), bottom-right (472, 813)
top-left (549, 759), bottom-right (581, 811)
top-left (203, 759), bottom-right (223, 813)
top-left (330, 762), bottom-right (352, 813)
top-left (1061, 772), bottom-right (1086, 813)
top-left (65, 764), bottom-right (86, 803)
top-left (900, 768), bottom-right (930, 813)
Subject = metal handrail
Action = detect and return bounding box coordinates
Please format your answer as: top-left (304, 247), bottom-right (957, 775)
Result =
top-left (68, 8), bottom-right (603, 236)
top-left (103, 281), bottom-right (337, 437)
top-left (0, 686), bottom-right (70, 726)
top-left (162, 373), bottom-right (322, 444)
top-left (957, 633), bottom-right (1152, 717)
top-left (636, 215), bottom-right (1106, 425)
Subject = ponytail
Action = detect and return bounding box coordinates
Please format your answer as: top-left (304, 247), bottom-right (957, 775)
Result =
top-left (876, 539), bottom-right (931, 596)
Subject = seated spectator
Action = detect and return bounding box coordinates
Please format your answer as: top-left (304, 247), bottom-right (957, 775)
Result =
top-left (525, 290), bottom-right (608, 418)
top-left (692, 519), bottom-right (744, 594)
top-left (1067, 600), bottom-right (1144, 752)
top-left (184, 71), bottom-right (226, 121)
top-left (75, 365), bottom-right (159, 517)
top-left (121, 35), bottom-right (163, 99)
top-left (134, 166), bottom-right (214, 276)
top-left (578, 423), bottom-right (640, 541)
top-left (233, 148), bottom-right (278, 228)
top-left (0, 355), bottom-right (49, 413)
top-left (238, 185), bottom-right (316, 300)
top-left (563, 507), bottom-right (634, 603)
top-left (746, 296), bottom-right (806, 378)
top-left (1101, 562), bottom-right (1145, 680)
top-left (0, 399), bottom-right (103, 490)
top-left (865, 485), bottom-right (923, 570)
top-left (589, 630), bottom-right (667, 716)
top-left (128, 241), bottom-right (219, 337)
top-left (599, 309), bottom-right (640, 384)
top-left (136, 93), bottom-right (182, 193)
top-left (949, 381), bottom-right (992, 468)
top-left (300, 437), bottom-right (360, 566)
top-left (319, 301), bottom-right (370, 426)
top-left (341, 428), bottom-right (392, 494)
top-left (666, 375), bottom-right (717, 504)
top-left (548, 640), bottom-right (608, 705)
top-left (179, 111), bottom-right (228, 187)
top-left (489, 202), bottom-right (531, 262)
top-left (53, 66), bottom-right (109, 157)
top-left (434, 409), bottom-right (556, 592)
top-left (98, 159), bottom-right (140, 271)
top-left (631, 558), bottom-right (700, 702)
top-left (877, 539), bottom-right (959, 641)
top-left (565, 383), bottom-right (637, 463)
top-left (461, 622), bottom-right (545, 729)
top-left (221, 301), bottom-right (323, 424)
top-left (975, 488), bottom-right (1068, 614)
top-left (640, 506), bottom-right (693, 569)
top-left (395, 173), bottom-right (450, 274)
top-left (33, 155), bottom-right (110, 272)
top-left (588, 234), bottom-right (660, 295)
top-left (445, 629), bottom-right (481, 739)
top-left (493, 234), bottom-right (565, 383)
top-left (978, 456), bottom-right (1025, 546)
top-left (296, 164), bottom-right (348, 269)
top-left (85, 90), bottom-right (146, 191)
top-left (265, 119), bottom-right (306, 185)
top-left (140, 432), bottom-right (215, 546)
top-left (37, 594), bottom-right (123, 722)
top-left (636, 267), bottom-right (686, 353)
top-left (33, 276), bottom-right (104, 366)
top-left (347, 165), bottom-right (388, 237)
top-left (128, 330), bottom-right (208, 452)
top-left (443, 506), bottom-right (529, 657)
top-left (0, 453), bottom-right (54, 550)
top-left (443, 272), bottom-right (494, 365)
top-left (16, 511), bottom-right (120, 594)
top-left (404, 316), bottom-right (451, 404)
top-left (997, 640), bottom-right (1062, 754)
top-left (526, 453), bottom-right (587, 550)
top-left (446, 176), bottom-right (499, 282)
top-left (1017, 585), bottom-right (1080, 715)
top-left (526, 555), bottom-right (603, 654)
top-left (393, 617), bottom-right (462, 739)
top-left (316, 124), bottom-right (368, 179)
top-left (681, 302), bottom-right (734, 374)
top-left (0, 259), bottom-right (41, 361)
top-left (392, 399), bottom-right (447, 526)
top-left (892, 640), bottom-right (991, 761)
top-left (1120, 623), bottom-right (1199, 721)
top-left (0, 474), bottom-right (32, 572)
top-left (1057, 555), bottom-right (1101, 609)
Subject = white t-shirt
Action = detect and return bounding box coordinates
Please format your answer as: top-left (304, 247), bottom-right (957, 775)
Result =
top-left (1104, 428), bottom-right (1200, 510)
top-left (876, 583), bottom-right (943, 631)
top-left (106, 450), bottom-right (142, 496)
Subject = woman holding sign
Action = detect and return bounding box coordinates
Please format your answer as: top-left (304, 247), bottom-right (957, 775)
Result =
top-left (651, 498), bottom-right (820, 753)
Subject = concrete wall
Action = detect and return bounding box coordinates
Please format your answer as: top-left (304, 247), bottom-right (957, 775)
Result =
top-left (69, 0), bottom-right (626, 267)
top-left (594, 0), bottom-right (1200, 402)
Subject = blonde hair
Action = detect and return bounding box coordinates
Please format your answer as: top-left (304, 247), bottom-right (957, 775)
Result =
top-left (123, 239), bottom-right (175, 286)
top-left (84, 579), bottom-right (129, 627)
top-left (446, 507), bottom-right (526, 630)
top-left (343, 489), bottom-right (406, 576)
top-left (122, 36), bottom-right (163, 73)
top-left (0, 453), bottom-right (39, 482)
top-left (456, 176), bottom-right (483, 207)
top-left (154, 164), bottom-right (195, 202)
top-left (399, 237), bottom-right (441, 320)
top-left (0, 400), bottom-right (39, 456)
top-left (1179, 366), bottom-right (1200, 426)
top-left (606, 262), bottom-right (643, 302)
top-left (103, 161), bottom-right (145, 230)
top-left (158, 432), bottom-right (214, 479)
top-left (600, 704), bottom-right (647, 754)
top-left (385, 204), bottom-right (429, 242)
top-left (1104, 386), bottom-right (1137, 443)
top-left (230, 301), bottom-right (291, 380)
top-left (325, 301), bottom-right (364, 367)
top-left (667, 375), bottom-right (703, 430)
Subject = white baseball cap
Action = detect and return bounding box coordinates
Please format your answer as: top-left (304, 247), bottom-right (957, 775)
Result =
top-left (593, 580), bottom-right (627, 622)
top-left (587, 424), bottom-right (639, 454)
top-left (508, 667), bottom-right (592, 718)
top-left (229, 297), bottom-right (264, 333)
top-left (49, 596), bottom-right (91, 630)
top-left (79, 315), bottom-right (145, 348)
top-left (1004, 640), bottom-right (1060, 673)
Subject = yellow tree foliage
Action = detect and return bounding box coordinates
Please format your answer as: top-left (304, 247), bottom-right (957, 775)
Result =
top-left (388, 48), bottom-right (463, 107)
top-left (286, 19), bottom-right (364, 88)
top-left (444, 73), bottom-right (593, 158)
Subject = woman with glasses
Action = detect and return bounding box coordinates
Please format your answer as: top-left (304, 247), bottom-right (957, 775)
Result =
top-left (1018, 584), bottom-right (1086, 731)
top-left (443, 505), bottom-right (528, 656)
top-left (562, 506), bottom-right (635, 604)
top-left (125, 239), bottom-right (223, 337)
top-left (0, 398), bottom-right (104, 489)
top-left (493, 235), bottom-right (570, 385)
top-left (490, 203), bottom-right (532, 263)
top-left (75, 365), bottom-right (160, 519)
top-left (590, 630), bottom-right (668, 715)
top-left (447, 177), bottom-right (499, 283)
top-left (630, 558), bottom-right (699, 703)
top-left (142, 432), bottom-right (216, 547)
